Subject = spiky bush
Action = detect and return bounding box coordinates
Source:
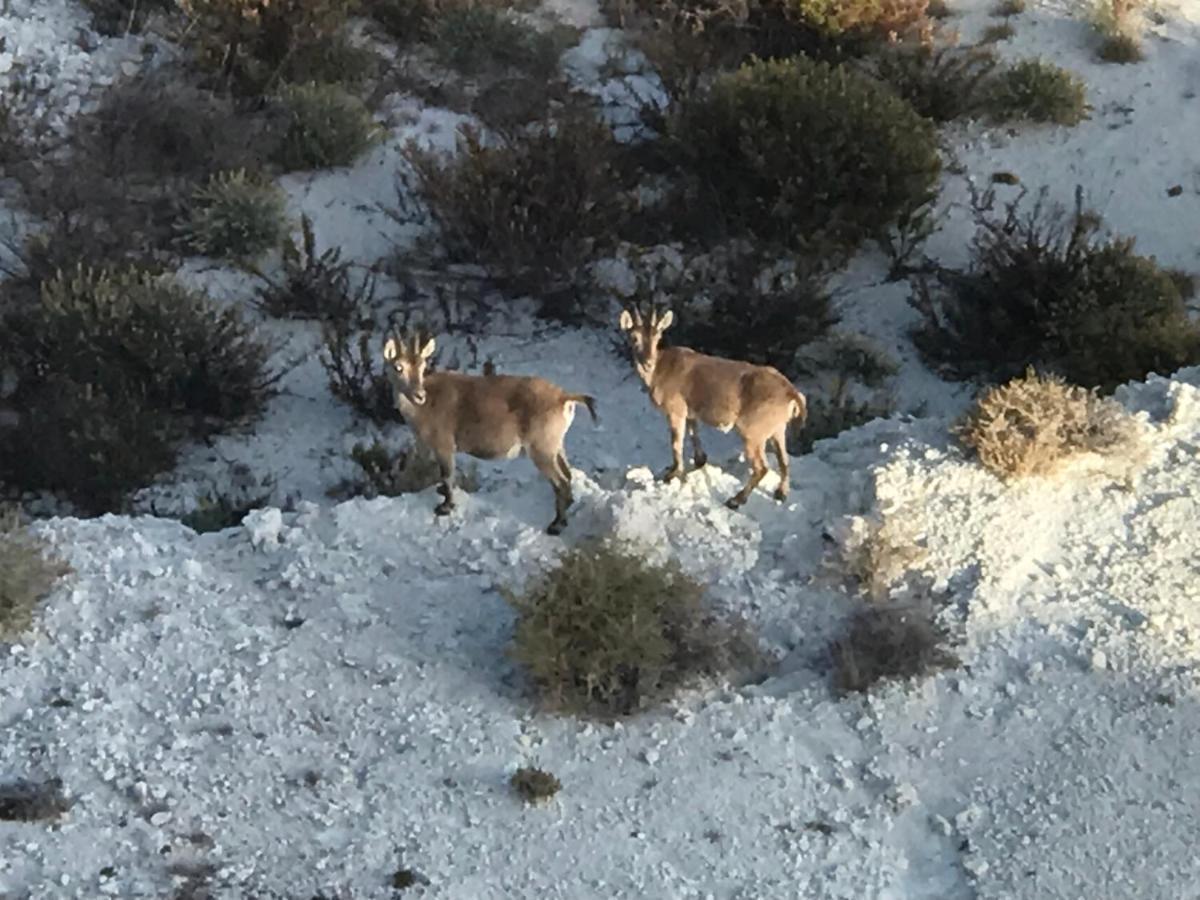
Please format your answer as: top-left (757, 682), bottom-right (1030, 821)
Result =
top-left (784, 0), bottom-right (931, 40)
top-left (911, 188), bottom-right (1200, 391)
top-left (985, 59), bottom-right (1088, 125)
top-left (180, 0), bottom-right (362, 95)
top-left (0, 509), bottom-right (70, 640)
top-left (274, 83), bottom-right (380, 172)
top-left (184, 170), bottom-right (289, 260)
top-left (403, 114), bottom-right (628, 318)
top-left (505, 539), bottom-right (758, 718)
top-left (871, 44), bottom-right (999, 122)
top-left (0, 267), bottom-right (275, 512)
top-left (958, 369), bottom-right (1138, 479)
top-left (832, 596), bottom-right (958, 693)
top-left (510, 767), bottom-right (561, 805)
top-left (669, 56), bottom-right (941, 258)
top-left (255, 214), bottom-right (374, 321)
top-left (320, 322), bottom-right (400, 423)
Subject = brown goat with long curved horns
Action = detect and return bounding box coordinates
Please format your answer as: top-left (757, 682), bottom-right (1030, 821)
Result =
top-left (618, 304), bottom-right (807, 509)
top-left (383, 328), bottom-right (597, 535)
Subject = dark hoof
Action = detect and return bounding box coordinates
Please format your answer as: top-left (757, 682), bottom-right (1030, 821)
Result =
top-left (661, 467), bottom-right (685, 484)
top-left (774, 488), bottom-right (788, 503)
top-left (434, 503), bottom-right (453, 517)
top-left (546, 520), bottom-right (566, 536)
top-left (693, 453), bottom-right (708, 469)
top-left (725, 496), bottom-right (745, 510)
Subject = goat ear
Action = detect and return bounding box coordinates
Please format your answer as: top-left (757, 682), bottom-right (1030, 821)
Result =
top-left (420, 337), bottom-right (437, 359)
top-left (618, 309), bottom-right (634, 331)
top-left (655, 309), bottom-right (674, 332)
top-left (383, 337), bottom-right (400, 361)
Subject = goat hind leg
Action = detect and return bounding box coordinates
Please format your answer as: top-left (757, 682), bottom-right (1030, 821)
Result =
top-left (434, 455), bottom-right (456, 516)
top-left (726, 441), bottom-right (768, 509)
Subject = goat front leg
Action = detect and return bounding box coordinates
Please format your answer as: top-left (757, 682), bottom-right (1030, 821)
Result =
top-left (661, 411), bottom-right (688, 483)
top-left (688, 418), bottom-right (708, 469)
top-left (433, 453), bottom-right (456, 516)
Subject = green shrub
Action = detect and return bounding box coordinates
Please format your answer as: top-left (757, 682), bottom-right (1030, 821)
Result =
top-left (333, 440), bottom-right (443, 498)
top-left (0, 778), bottom-right (71, 822)
top-left (403, 114), bottom-right (629, 318)
top-left (181, 486), bottom-right (274, 533)
top-left (180, 0), bottom-right (361, 95)
top-left (505, 539), bottom-right (758, 718)
top-left (783, 0), bottom-right (931, 40)
top-left (3, 75), bottom-right (270, 302)
top-left (669, 56), bottom-right (941, 258)
top-left (184, 170), bottom-right (290, 260)
top-left (871, 44), bottom-right (998, 122)
top-left (0, 267), bottom-right (276, 512)
top-left (832, 596), bottom-right (958, 693)
top-left (980, 21), bottom-right (1015, 42)
top-left (911, 188), bottom-right (1200, 391)
top-left (0, 509), bottom-right (70, 640)
top-left (510, 766), bottom-right (561, 805)
top-left (990, 0), bottom-right (1024, 12)
top-left (985, 59), bottom-right (1088, 125)
top-left (790, 377), bottom-right (894, 454)
top-left (274, 83), bottom-right (380, 172)
top-left (431, 6), bottom-right (564, 78)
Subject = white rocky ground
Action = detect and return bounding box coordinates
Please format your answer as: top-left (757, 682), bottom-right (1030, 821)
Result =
top-left (2, 0), bottom-right (1200, 897)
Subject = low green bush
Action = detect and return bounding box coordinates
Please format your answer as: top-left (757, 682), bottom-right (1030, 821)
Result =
top-left (985, 59), bottom-right (1088, 125)
top-left (0, 267), bottom-right (276, 512)
top-left (274, 83), bottom-right (380, 172)
top-left (184, 170), bottom-right (290, 261)
top-left (911, 188), bottom-right (1200, 391)
top-left (505, 539), bottom-right (758, 718)
top-left (668, 56), bottom-right (941, 258)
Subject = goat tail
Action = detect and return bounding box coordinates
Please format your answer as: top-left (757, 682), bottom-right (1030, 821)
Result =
top-left (789, 388), bottom-right (808, 426)
top-left (566, 394), bottom-right (599, 424)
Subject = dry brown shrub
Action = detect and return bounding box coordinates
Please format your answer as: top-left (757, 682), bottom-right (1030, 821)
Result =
top-left (832, 594), bottom-right (958, 693)
top-left (958, 369), bottom-right (1138, 480)
top-left (0, 510), bottom-right (70, 640)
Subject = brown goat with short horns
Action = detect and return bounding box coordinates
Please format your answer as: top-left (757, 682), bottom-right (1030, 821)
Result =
top-left (618, 304), bottom-right (807, 508)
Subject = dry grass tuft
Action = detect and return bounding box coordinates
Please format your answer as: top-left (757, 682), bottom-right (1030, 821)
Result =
top-left (0, 510), bottom-right (70, 640)
top-left (0, 777), bottom-right (71, 821)
top-left (838, 513), bottom-right (928, 601)
top-left (957, 369), bottom-right (1138, 480)
top-left (832, 595), bottom-right (958, 693)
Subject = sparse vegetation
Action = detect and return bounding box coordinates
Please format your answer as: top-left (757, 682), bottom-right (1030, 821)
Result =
top-left (0, 509), bottom-right (70, 640)
top-left (791, 378), bottom-right (895, 455)
top-left (403, 114), bottom-right (629, 318)
top-left (957, 369), bottom-right (1139, 479)
top-left (668, 56), bottom-right (941, 259)
top-left (911, 187), bottom-right (1200, 391)
top-left (837, 513), bottom-right (928, 601)
top-left (432, 5), bottom-right (565, 78)
top-left (985, 59), bottom-right (1088, 124)
top-left (510, 766), bottom-right (562, 805)
top-left (872, 44), bottom-right (999, 122)
top-left (980, 21), bottom-right (1015, 42)
top-left (179, 0), bottom-right (363, 96)
top-left (274, 83), bottom-right (380, 172)
top-left (320, 321), bottom-right (400, 423)
top-left (181, 487), bottom-right (274, 533)
top-left (665, 251), bottom-right (837, 376)
top-left (0, 267), bottom-right (276, 513)
top-left (0, 777), bottom-right (71, 821)
top-left (505, 539), bottom-right (760, 718)
top-left (332, 439), bottom-right (477, 499)
top-left (831, 595), bottom-right (959, 693)
top-left (184, 170), bottom-right (290, 261)
top-left (1091, 0), bottom-right (1144, 63)
top-left (81, 0), bottom-right (175, 34)
top-left (255, 214), bottom-right (375, 322)
top-left (990, 0), bottom-right (1024, 14)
